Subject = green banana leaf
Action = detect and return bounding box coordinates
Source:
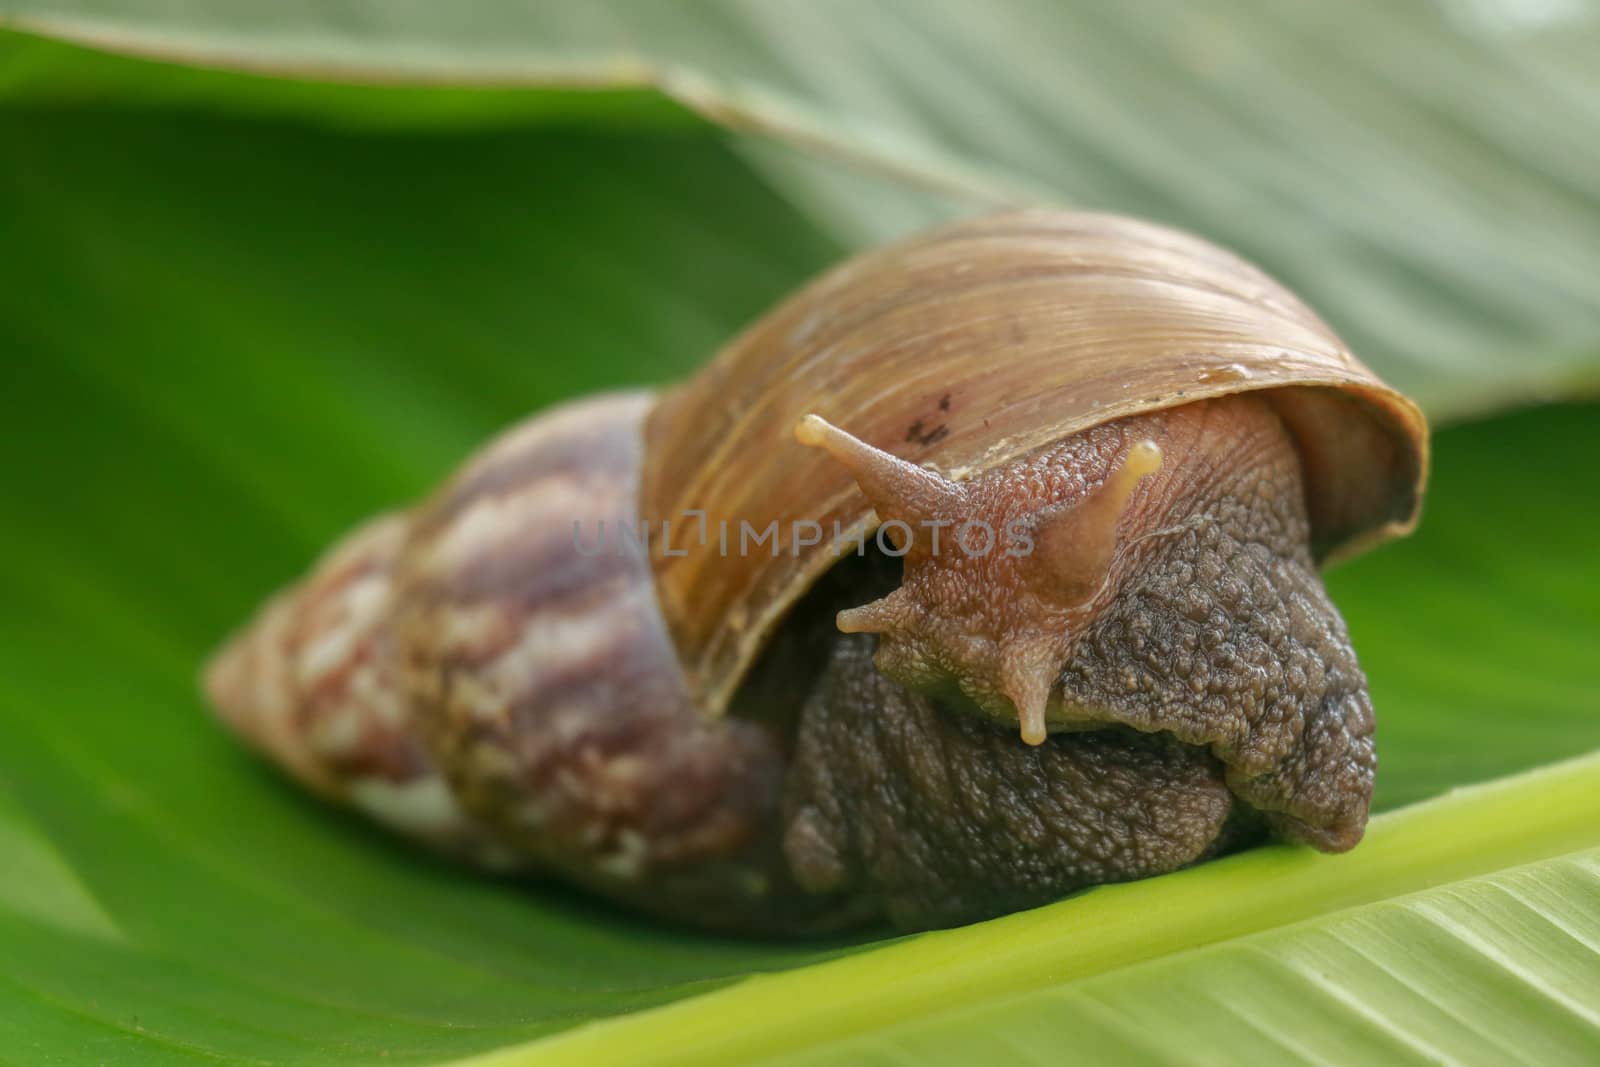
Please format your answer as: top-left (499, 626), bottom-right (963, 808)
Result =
top-left (468, 757), bottom-right (1600, 1066)
top-left (6, 0), bottom-right (1600, 416)
top-left (2, 3), bottom-right (1599, 1064)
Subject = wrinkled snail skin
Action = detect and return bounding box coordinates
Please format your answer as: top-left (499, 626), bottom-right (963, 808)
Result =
top-left (203, 210), bottom-right (1427, 934)
top-left (783, 634), bottom-right (1245, 931)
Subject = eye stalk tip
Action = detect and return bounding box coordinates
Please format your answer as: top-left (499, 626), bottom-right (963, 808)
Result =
top-left (794, 413), bottom-right (832, 448)
top-left (1125, 439), bottom-right (1163, 479)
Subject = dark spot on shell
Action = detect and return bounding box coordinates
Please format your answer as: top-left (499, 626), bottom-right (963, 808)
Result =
top-left (905, 420), bottom-right (950, 447)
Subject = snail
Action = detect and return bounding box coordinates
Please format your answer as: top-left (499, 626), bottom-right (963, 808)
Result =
top-left (203, 211), bottom-right (1427, 933)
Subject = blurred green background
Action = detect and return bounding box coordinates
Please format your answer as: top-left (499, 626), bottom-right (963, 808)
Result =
top-left (2, 3), bottom-right (1599, 1064)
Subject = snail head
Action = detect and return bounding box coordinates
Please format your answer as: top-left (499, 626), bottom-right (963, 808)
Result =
top-left (795, 414), bottom-right (1163, 746)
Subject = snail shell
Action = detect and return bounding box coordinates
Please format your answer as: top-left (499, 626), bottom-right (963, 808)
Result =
top-left (205, 211), bottom-right (1427, 933)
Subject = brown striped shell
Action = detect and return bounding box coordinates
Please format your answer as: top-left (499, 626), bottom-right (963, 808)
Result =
top-left (203, 210), bottom-right (1427, 932)
top-left (207, 392), bottom-right (863, 928)
top-left (643, 211), bottom-right (1427, 718)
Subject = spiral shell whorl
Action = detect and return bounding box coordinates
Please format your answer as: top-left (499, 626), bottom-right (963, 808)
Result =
top-left (394, 393), bottom-right (788, 892)
top-left (203, 514), bottom-right (518, 867)
top-left (206, 392), bottom-right (847, 930)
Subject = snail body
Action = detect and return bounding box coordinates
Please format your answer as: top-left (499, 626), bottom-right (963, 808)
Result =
top-left (205, 212), bottom-right (1426, 933)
